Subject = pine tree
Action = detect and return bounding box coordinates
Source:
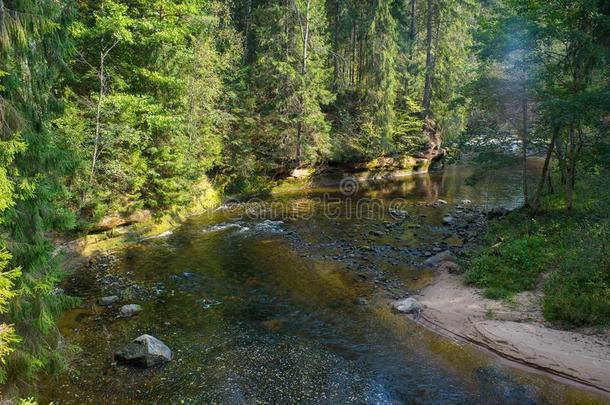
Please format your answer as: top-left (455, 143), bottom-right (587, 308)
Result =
top-left (246, 0), bottom-right (333, 170)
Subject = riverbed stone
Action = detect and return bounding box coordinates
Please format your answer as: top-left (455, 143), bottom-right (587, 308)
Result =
top-left (392, 298), bottom-right (421, 314)
top-left (119, 304), bottom-right (142, 317)
top-left (98, 295), bottom-right (119, 306)
top-left (115, 334), bottom-right (172, 367)
top-left (425, 250), bottom-right (455, 266)
top-left (442, 215), bottom-right (455, 225)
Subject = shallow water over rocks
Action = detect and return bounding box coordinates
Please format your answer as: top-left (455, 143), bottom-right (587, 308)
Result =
top-left (34, 163), bottom-right (608, 404)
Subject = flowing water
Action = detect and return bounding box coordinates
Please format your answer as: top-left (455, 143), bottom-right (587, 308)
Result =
top-left (34, 163), bottom-right (608, 404)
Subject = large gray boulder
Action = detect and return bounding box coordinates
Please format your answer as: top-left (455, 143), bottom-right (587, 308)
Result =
top-left (425, 250), bottom-right (455, 266)
top-left (115, 334), bottom-right (172, 367)
top-left (392, 298), bottom-right (421, 314)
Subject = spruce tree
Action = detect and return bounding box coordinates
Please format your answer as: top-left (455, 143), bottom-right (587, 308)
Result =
top-left (0, 0), bottom-right (78, 383)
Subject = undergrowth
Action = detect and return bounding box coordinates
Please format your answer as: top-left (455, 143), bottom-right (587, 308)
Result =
top-left (465, 172), bottom-right (610, 327)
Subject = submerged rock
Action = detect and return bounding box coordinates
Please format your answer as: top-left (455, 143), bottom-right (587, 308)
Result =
top-left (388, 208), bottom-right (408, 218)
top-left (425, 250), bottom-right (455, 266)
top-left (98, 296), bottom-right (119, 306)
top-left (119, 304), bottom-right (142, 317)
top-left (200, 298), bottom-right (221, 309)
top-left (115, 334), bottom-right (172, 368)
top-left (442, 215), bottom-right (455, 225)
top-left (392, 298), bottom-right (421, 314)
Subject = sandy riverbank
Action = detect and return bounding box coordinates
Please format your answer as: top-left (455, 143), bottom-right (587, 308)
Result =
top-left (412, 270), bottom-right (610, 393)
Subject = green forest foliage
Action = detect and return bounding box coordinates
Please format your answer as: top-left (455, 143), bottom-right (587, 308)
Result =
top-left (0, 0), bottom-right (478, 384)
top-left (0, 0), bottom-right (608, 388)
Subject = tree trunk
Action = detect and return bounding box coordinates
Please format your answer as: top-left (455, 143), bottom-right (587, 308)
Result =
top-left (521, 88), bottom-right (529, 207)
top-left (357, 30), bottom-right (364, 88)
top-left (566, 123), bottom-right (576, 211)
top-left (554, 136), bottom-right (567, 185)
top-left (296, 0), bottom-right (310, 166)
top-left (409, 0), bottom-right (417, 43)
top-left (530, 127), bottom-right (558, 217)
top-left (285, 0), bottom-right (290, 59)
top-left (91, 50), bottom-right (105, 181)
top-left (422, 0), bottom-right (434, 115)
top-left (242, 0), bottom-right (253, 64)
top-left (350, 22), bottom-right (355, 86)
top-left (301, 0), bottom-right (310, 75)
top-left (296, 121), bottom-right (302, 166)
top-left (332, 0), bottom-right (339, 88)
top-left (547, 169), bottom-right (554, 194)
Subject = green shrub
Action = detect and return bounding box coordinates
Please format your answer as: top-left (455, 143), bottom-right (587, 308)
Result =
top-left (466, 234), bottom-right (548, 299)
top-left (542, 224), bottom-right (610, 326)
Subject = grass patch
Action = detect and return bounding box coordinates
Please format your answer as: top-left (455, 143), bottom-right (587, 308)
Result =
top-left (465, 171), bottom-right (610, 326)
top-left (466, 234), bottom-right (548, 299)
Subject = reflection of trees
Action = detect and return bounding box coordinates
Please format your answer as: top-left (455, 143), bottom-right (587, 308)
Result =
top-left (361, 171), bottom-right (445, 202)
top-left (420, 172), bottom-right (440, 201)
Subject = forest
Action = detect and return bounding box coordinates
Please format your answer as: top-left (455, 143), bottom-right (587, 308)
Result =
top-left (0, 0), bottom-right (609, 401)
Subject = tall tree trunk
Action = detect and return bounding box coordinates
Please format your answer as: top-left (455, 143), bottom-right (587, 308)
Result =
top-left (296, 121), bottom-right (302, 166)
top-left (530, 126), bottom-right (558, 217)
top-left (350, 22), bottom-right (356, 86)
top-left (91, 50), bottom-right (105, 182)
top-left (422, 0), bottom-right (434, 115)
top-left (521, 88), bottom-right (529, 207)
top-left (409, 0), bottom-right (417, 43)
top-left (301, 0), bottom-right (310, 75)
top-left (242, 0), bottom-right (253, 64)
top-left (296, 0), bottom-right (310, 166)
top-left (566, 123), bottom-right (576, 211)
top-left (332, 0), bottom-right (339, 88)
top-left (357, 30), bottom-right (364, 88)
top-left (284, 0), bottom-right (291, 60)
top-left (555, 136), bottom-right (567, 185)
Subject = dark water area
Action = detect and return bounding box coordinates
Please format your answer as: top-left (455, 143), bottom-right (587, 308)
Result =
top-left (33, 163), bottom-right (608, 404)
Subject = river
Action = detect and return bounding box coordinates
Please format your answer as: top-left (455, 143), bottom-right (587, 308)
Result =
top-left (34, 163), bottom-right (608, 404)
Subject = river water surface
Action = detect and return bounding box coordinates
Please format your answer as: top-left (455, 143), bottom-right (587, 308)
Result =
top-left (35, 163), bottom-right (608, 404)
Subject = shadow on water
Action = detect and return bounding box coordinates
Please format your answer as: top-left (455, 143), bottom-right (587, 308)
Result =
top-left (34, 162), bottom-right (608, 404)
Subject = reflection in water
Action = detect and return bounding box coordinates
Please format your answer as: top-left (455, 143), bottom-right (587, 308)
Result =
top-left (35, 163), bottom-right (608, 404)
